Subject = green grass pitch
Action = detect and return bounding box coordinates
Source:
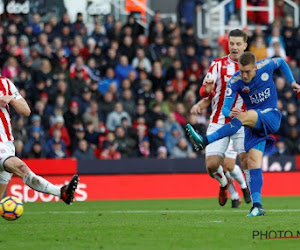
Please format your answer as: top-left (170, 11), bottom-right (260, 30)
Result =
top-left (1, 197), bottom-right (300, 249)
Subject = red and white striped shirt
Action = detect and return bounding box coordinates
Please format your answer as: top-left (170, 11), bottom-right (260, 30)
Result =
top-left (0, 76), bottom-right (22, 142)
top-left (204, 55), bottom-right (244, 125)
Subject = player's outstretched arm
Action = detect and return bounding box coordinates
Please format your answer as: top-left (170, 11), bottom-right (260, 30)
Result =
top-left (190, 98), bottom-right (211, 114)
top-left (274, 58), bottom-right (298, 89)
top-left (10, 98), bottom-right (31, 117)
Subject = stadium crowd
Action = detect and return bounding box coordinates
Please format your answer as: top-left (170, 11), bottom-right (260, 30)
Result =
top-left (1, 6), bottom-right (300, 160)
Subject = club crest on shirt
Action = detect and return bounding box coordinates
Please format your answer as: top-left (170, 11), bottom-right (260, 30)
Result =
top-left (261, 73), bottom-right (269, 81)
top-left (242, 86), bottom-right (250, 93)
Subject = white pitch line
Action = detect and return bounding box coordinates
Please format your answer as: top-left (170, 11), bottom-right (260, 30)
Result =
top-left (25, 209), bottom-right (300, 215)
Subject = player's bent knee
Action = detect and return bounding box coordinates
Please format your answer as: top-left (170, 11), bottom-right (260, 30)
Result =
top-left (223, 159), bottom-right (235, 172)
top-left (206, 156), bottom-right (223, 173)
top-left (246, 156), bottom-right (259, 169)
top-left (4, 157), bottom-right (31, 178)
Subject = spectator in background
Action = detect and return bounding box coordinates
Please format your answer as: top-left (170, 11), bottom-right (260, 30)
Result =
top-left (171, 137), bottom-right (197, 158)
top-left (149, 35), bottom-right (168, 62)
top-left (106, 102), bottom-right (132, 131)
top-left (149, 89), bottom-right (170, 116)
top-left (115, 55), bottom-right (135, 82)
top-left (136, 136), bottom-right (151, 158)
top-left (169, 69), bottom-right (188, 97)
top-left (157, 145), bottom-right (168, 159)
top-left (120, 89), bottom-right (136, 118)
top-left (132, 48), bottom-right (152, 73)
top-left (27, 141), bottom-right (46, 159)
top-left (24, 126), bottom-right (47, 157)
top-left (289, 59), bottom-right (300, 83)
top-left (273, 138), bottom-right (291, 156)
top-left (12, 116), bottom-right (28, 143)
top-left (72, 139), bottom-right (96, 160)
top-left (98, 67), bottom-right (119, 95)
top-left (70, 56), bottom-right (89, 80)
top-left (84, 121), bottom-right (100, 149)
top-left (150, 61), bottom-right (166, 91)
top-left (99, 91), bottom-right (115, 120)
top-left (166, 125), bottom-right (182, 154)
top-left (83, 101), bottom-right (102, 132)
top-left (249, 36), bottom-right (267, 61)
top-left (177, 0), bottom-right (203, 28)
top-left (267, 40), bottom-right (287, 60)
top-left (114, 126), bottom-right (136, 158)
top-left (48, 140), bottom-right (67, 159)
top-left (70, 126), bottom-right (85, 153)
top-left (100, 142), bottom-right (121, 160)
top-left (15, 140), bottom-right (25, 158)
top-left (2, 56), bottom-right (20, 81)
top-left (49, 116), bottom-right (71, 147)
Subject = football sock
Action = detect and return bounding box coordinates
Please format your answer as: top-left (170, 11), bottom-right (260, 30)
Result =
top-left (212, 166), bottom-right (228, 187)
top-left (244, 169), bottom-right (250, 190)
top-left (23, 172), bottom-right (61, 197)
top-left (249, 169), bottom-right (263, 206)
top-left (225, 172), bottom-right (239, 200)
top-left (230, 165), bottom-right (247, 189)
top-left (206, 118), bottom-right (243, 144)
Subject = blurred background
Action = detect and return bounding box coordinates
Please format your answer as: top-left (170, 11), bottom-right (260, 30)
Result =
top-left (1, 0), bottom-right (299, 160)
top-left (1, 0), bottom-right (300, 201)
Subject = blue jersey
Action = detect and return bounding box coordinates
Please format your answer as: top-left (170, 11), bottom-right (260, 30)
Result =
top-left (223, 58), bottom-right (295, 115)
top-left (222, 57), bottom-right (295, 152)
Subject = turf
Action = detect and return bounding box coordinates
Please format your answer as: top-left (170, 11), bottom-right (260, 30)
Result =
top-left (0, 197), bottom-right (300, 250)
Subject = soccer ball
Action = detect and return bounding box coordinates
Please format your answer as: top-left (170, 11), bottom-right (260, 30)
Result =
top-left (0, 196), bottom-right (24, 221)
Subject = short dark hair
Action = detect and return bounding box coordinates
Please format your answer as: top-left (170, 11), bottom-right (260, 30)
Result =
top-left (229, 29), bottom-right (248, 42)
top-left (239, 52), bottom-right (256, 66)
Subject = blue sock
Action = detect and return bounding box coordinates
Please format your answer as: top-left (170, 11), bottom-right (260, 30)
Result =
top-left (249, 168), bottom-right (263, 207)
top-left (206, 118), bottom-right (243, 144)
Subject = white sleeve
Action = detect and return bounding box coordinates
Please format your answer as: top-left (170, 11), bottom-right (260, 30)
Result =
top-left (7, 78), bottom-right (22, 100)
top-left (204, 60), bottom-right (219, 83)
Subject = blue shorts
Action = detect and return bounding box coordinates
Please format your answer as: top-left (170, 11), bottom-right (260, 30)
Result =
top-left (244, 108), bottom-right (281, 153)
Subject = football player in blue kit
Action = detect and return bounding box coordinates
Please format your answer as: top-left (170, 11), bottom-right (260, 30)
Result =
top-left (186, 52), bottom-right (300, 216)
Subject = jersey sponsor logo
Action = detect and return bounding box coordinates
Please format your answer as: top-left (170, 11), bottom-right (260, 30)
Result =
top-left (242, 86), bottom-right (250, 93)
top-left (261, 73), bottom-right (269, 81)
top-left (249, 88), bottom-right (271, 104)
top-left (225, 87), bottom-right (232, 97)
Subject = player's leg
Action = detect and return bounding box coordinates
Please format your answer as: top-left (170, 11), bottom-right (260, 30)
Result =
top-left (3, 157), bottom-right (78, 204)
top-left (186, 110), bottom-right (258, 149)
top-left (0, 184), bottom-right (7, 199)
top-left (246, 143), bottom-right (266, 217)
top-left (0, 171), bottom-right (12, 199)
top-left (205, 124), bottom-right (231, 206)
top-left (230, 132), bottom-right (252, 203)
top-left (223, 157), bottom-right (241, 208)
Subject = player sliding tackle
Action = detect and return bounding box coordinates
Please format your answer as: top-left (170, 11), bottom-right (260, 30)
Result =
top-left (186, 52), bottom-right (300, 216)
top-left (0, 76), bottom-right (78, 204)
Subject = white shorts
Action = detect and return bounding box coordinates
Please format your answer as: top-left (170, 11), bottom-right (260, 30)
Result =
top-left (205, 123), bottom-right (245, 158)
top-left (0, 141), bottom-right (15, 184)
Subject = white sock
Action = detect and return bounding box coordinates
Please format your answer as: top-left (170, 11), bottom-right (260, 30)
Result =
top-left (225, 172), bottom-right (239, 200)
top-left (212, 166), bottom-right (228, 187)
top-left (23, 172), bottom-right (61, 197)
top-left (230, 165), bottom-right (247, 189)
top-left (243, 169), bottom-right (250, 191)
